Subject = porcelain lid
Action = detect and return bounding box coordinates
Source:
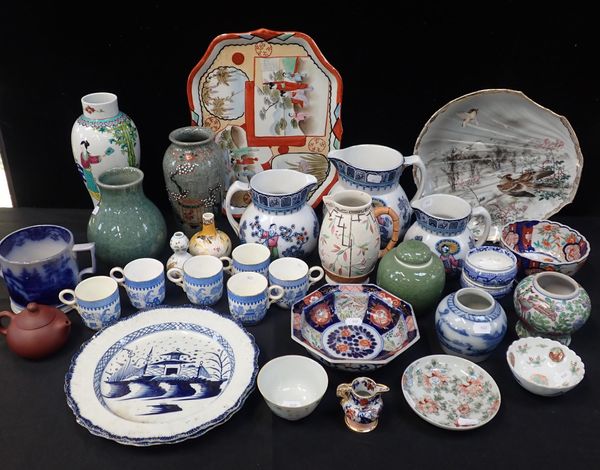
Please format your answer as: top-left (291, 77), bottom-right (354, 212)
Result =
top-left (14, 303), bottom-right (57, 330)
top-left (394, 240), bottom-right (432, 265)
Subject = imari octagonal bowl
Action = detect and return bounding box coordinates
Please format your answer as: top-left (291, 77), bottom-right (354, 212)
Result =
top-left (291, 284), bottom-right (420, 371)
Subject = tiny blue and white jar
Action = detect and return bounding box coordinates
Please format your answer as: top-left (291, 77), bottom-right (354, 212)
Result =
top-left (110, 258), bottom-right (165, 309)
top-left (435, 287), bottom-right (507, 362)
top-left (167, 255), bottom-right (225, 306)
top-left (227, 272), bottom-right (284, 325)
top-left (59, 276), bottom-right (121, 330)
top-left (268, 257), bottom-right (324, 309)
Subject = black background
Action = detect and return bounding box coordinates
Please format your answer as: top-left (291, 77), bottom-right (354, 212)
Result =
top-left (0, 3), bottom-right (598, 214)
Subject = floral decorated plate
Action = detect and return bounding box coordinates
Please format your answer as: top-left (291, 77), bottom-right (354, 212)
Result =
top-left (414, 89), bottom-right (583, 242)
top-left (188, 28), bottom-right (343, 216)
top-left (65, 306), bottom-right (258, 446)
top-left (401, 354), bottom-right (501, 430)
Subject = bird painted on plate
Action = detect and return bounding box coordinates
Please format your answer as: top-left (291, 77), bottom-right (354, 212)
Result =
top-left (458, 108), bottom-right (479, 127)
top-left (497, 170), bottom-right (555, 197)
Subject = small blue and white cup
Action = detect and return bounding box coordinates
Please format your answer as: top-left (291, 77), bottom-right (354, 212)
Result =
top-left (268, 258), bottom-right (324, 308)
top-left (110, 258), bottom-right (165, 309)
top-left (167, 255), bottom-right (224, 306)
top-left (227, 272), bottom-right (284, 325)
top-left (222, 243), bottom-right (271, 277)
top-left (59, 276), bottom-right (121, 330)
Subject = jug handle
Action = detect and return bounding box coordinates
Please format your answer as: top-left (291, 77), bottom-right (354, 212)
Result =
top-left (73, 242), bottom-right (96, 279)
top-left (0, 310), bottom-right (16, 335)
top-left (373, 207), bottom-right (400, 258)
top-left (336, 383), bottom-right (352, 401)
top-left (472, 206), bottom-right (492, 246)
top-left (404, 154), bottom-right (428, 202)
top-left (224, 180), bottom-right (250, 236)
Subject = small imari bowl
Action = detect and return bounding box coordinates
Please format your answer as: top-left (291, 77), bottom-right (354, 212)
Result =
top-left (506, 337), bottom-right (585, 397)
top-left (291, 284), bottom-right (420, 371)
top-left (500, 220), bottom-right (590, 277)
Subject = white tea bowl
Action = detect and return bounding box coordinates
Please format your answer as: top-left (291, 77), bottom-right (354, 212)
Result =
top-left (506, 337), bottom-right (585, 397)
top-left (257, 355), bottom-right (328, 420)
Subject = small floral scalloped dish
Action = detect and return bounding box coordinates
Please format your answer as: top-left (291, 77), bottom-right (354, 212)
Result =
top-left (291, 284), bottom-right (419, 371)
top-left (401, 354), bottom-right (501, 431)
top-left (506, 337), bottom-right (585, 397)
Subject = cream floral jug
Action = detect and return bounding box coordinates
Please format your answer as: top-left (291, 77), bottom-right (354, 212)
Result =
top-left (319, 189), bottom-right (400, 283)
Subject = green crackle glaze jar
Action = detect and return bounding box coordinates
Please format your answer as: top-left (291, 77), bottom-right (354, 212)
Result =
top-left (376, 239), bottom-right (445, 315)
top-left (87, 167), bottom-right (167, 266)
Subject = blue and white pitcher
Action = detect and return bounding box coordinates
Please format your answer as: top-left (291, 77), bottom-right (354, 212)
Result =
top-left (328, 144), bottom-right (427, 248)
top-left (404, 194), bottom-right (491, 276)
top-left (225, 169), bottom-right (319, 259)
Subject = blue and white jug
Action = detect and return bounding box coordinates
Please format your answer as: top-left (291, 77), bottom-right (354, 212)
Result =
top-left (328, 144), bottom-right (427, 248)
top-left (225, 169), bottom-right (319, 259)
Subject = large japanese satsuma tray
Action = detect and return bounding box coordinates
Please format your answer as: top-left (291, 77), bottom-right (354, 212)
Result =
top-left (187, 28), bottom-right (343, 216)
top-left (65, 306), bottom-right (258, 446)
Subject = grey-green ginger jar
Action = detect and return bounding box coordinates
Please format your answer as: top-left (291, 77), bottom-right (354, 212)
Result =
top-left (88, 167), bottom-right (167, 266)
top-left (376, 239), bottom-right (445, 315)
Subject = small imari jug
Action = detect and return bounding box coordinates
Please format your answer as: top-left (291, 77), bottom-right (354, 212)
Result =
top-left (336, 377), bottom-right (389, 432)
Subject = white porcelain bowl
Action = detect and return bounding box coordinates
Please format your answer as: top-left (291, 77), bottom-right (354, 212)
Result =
top-left (506, 337), bottom-right (585, 397)
top-left (257, 355), bottom-right (328, 420)
top-left (459, 272), bottom-right (513, 299)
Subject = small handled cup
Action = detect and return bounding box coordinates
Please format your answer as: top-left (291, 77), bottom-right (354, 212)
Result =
top-left (268, 257), bottom-right (324, 308)
top-left (227, 272), bottom-right (284, 324)
top-left (110, 258), bottom-right (165, 309)
top-left (167, 255), bottom-right (225, 306)
top-left (59, 276), bottom-right (120, 330)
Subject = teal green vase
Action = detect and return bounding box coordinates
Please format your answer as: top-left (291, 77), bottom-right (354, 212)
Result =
top-left (376, 239), bottom-right (445, 315)
top-left (88, 167), bottom-right (167, 266)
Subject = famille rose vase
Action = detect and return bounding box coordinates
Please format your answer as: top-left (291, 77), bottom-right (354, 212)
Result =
top-left (319, 190), bottom-right (400, 283)
top-left (328, 144), bottom-right (427, 248)
top-left (71, 92), bottom-right (140, 206)
top-left (225, 169), bottom-right (319, 259)
top-left (404, 194), bottom-right (491, 277)
top-left (514, 271), bottom-right (591, 345)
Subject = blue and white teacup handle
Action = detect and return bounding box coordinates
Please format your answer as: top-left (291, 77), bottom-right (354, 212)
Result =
top-left (220, 256), bottom-right (233, 274)
top-left (166, 267), bottom-right (185, 289)
top-left (308, 266), bottom-right (325, 286)
top-left (73, 242), bottom-right (96, 278)
top-left (109, 267), bottom-right (127, 286)
top-left (267, 285), bottom-right (285, 307)
top-left (58, 289), bottom-right (78, 310)
top-left (472, 206), bottom-right (492, 247)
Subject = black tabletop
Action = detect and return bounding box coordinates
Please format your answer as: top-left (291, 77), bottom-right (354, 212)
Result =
top-left (0, 208), bottom-right (598, 470)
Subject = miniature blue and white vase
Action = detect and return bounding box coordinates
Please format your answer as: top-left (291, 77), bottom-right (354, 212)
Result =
top-left (435, 287), bottom-right (507, 362)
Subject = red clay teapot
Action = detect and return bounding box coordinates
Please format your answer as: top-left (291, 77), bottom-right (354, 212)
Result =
top-left (0, 303), bottom-right (71, 359)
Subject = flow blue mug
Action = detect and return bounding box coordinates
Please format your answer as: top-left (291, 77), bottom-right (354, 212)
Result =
top-left (0, 225), bottom-right (96, 312)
